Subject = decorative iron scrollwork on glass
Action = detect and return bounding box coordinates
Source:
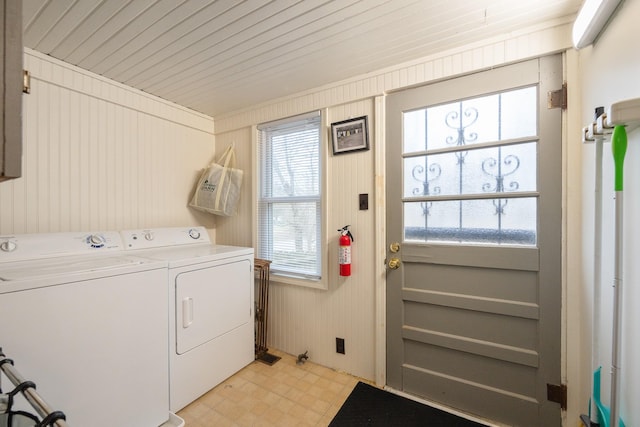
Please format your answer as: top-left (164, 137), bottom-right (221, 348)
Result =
top-left (482, 154), bottom-right (520, 192)
top-left (482, 151), bottom-right (520, 215)
top-left (411, 100), bottom-right (523, 224)
top-left (445, 105), bottom-right (478, 165)
top-left (412, 162), bottom-right (441, 215)
top-left (404, 88), bottom-right (538, 245)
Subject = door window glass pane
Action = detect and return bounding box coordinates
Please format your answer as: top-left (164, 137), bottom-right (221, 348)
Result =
top-left (404, 198), bottom-right (537, 245)
top-left (403, 86), bottom-right (537, 153)
top-left (404, 142), bottom-right (537, 198)
top-left (402, 86), bottom-right (538, 246)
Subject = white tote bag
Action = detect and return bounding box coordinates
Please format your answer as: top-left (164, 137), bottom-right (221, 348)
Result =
top-left (189, 145), bottom-right (243, 216)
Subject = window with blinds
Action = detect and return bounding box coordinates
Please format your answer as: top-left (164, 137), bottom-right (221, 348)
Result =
top-left (257, 111), bottom-right (322, 280)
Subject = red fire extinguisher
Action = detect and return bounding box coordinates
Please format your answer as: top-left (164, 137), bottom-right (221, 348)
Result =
top-left (338, 225), bottom-right (354, 276)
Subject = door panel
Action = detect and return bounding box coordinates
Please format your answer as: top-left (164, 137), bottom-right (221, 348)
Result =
top-left (386, 56), bottom-right (562, 427)
top-left (403, 367), bottom-right (540, 422)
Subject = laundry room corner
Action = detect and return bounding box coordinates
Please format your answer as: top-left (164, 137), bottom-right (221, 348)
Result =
top-left (213, 98), bottom-right (379, 383)
top-left (209, 125), bottom-right (254, 248)
top-left (574, 0), bottom-right (640, 424)
top-left (0, 49), bottom-right (217, 235)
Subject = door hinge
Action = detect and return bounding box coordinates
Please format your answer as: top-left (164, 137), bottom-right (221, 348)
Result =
top-left (547, 83), bottom-right (567, 110)
top-left (547, 383), bottom-right (567, 409)
top-left (23, 70), bottom-right (31, 94)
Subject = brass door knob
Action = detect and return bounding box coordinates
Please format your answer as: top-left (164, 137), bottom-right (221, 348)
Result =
top-left (388, 257), bottom-right (401, 269)
top-left (389, 242), bottom-right (400, 253)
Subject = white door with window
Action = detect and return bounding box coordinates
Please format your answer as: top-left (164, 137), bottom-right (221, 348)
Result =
top-left (386, 56), bottom-right (562, 426)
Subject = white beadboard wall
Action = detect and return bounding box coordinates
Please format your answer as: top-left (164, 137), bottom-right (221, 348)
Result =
top-left (214, 20), bottom-right (573, 383)
top-left (0, 48), bottom-right (215, 235)
top-left (214, 20), bottom-right (572, 133)
top-left (212, 126), bottom-right (253, 247)
top-left (218, 100), bottom-right (376, 380)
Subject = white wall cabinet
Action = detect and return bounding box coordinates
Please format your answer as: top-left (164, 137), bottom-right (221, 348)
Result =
top-left (1, 0), bottom-right (22, 182)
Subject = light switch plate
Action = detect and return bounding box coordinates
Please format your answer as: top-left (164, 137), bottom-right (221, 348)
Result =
top-left (359, 193), bottom-right (368, 210)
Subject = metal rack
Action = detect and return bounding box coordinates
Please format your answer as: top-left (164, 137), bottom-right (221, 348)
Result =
top-left (582, 97), bottom-right (640, 143)
top-left (0, 348), bottom-right (68, 427)
top-left (254, 258), bottom-right (280, 365)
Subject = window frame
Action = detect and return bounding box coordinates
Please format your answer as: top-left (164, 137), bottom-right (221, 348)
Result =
top-left (253, 110), bottom-right (328, 290)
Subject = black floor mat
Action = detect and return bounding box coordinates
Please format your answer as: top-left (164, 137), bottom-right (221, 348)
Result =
top-left (330, 382), bottom-right (487, 427)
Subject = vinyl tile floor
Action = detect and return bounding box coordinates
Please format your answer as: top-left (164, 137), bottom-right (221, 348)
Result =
top-left (176, 349), bottom-right (368, 426)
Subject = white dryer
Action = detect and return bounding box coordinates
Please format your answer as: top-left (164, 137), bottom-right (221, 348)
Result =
top-left (0, 231), bottom-right (177, 427)
top-left (121, 227), bottom-right (254, 412)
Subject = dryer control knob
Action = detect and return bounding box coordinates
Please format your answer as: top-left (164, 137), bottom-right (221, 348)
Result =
top-left (188, 229), bottom-right (201, 240)
top-left (144, 232), bottom-right (154, 241)
top-left (0, 241), bottom-right (17, 252)
top-left (88, 234), bottom-right (106, 248)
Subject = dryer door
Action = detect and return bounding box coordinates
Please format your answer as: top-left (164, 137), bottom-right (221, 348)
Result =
top-left (175, 259), bottom-right (252, 355)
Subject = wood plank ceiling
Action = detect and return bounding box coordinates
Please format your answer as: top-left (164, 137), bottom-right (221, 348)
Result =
top-left (22, 0), bottom-right (582, 117)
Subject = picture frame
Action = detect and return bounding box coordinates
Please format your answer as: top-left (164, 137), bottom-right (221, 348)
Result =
top-left (331, 116), bottom-right (369, 155)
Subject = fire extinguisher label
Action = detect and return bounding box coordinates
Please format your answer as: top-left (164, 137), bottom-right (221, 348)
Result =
top-left (339, 247), bottom-right (351, 264)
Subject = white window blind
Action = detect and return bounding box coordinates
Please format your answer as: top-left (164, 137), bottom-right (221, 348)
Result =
top-left (257, 111), bottom-right (322, 280)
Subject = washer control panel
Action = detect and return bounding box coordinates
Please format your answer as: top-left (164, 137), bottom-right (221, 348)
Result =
top-left (121, 227), bottom-right (210, 250)
top-left (0, 231), bottom-right (122, 262)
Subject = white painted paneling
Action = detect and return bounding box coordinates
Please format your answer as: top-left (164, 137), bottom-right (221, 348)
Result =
top-left (0, 49), bottom-right (215, 235)
top-left (321, 101), bottom-right (376, 378)
top-left (215, 20), bottom-right (573, 133)
top-left (22, 0), bottom-right (581, 116)
top-left (220, 101), bottom-right (377, 380)
top-left (212, 126), bottom-right (254, 248)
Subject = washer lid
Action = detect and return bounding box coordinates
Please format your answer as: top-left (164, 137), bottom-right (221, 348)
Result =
top-left (134, 244), bottom-right (253, 267)
top-left (0, 254), bottom-right (160, 281)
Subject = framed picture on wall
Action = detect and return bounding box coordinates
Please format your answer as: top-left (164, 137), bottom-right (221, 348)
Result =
top-left (331, 116), bottom-right (369, 155)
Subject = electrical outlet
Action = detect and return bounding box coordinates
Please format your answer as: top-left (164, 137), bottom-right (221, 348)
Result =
top-left (336, 337), bottom-right (345, 354)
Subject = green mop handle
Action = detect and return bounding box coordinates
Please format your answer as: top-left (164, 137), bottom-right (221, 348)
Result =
top-left (612, 125), bottom-right (627, 191)
top-left (610, 124), bottom-right (627, 427)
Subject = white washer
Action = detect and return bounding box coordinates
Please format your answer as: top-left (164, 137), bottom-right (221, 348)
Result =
top-left (0, 231), bottom-right (175, 427)
top-left (121, 227), bottom-right (254, 412)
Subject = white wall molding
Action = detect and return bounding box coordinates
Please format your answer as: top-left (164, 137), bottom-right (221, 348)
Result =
top-left (374, 94), bottom-right (387, 387)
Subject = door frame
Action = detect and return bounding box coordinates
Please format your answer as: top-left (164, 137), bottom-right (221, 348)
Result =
top-left (373, 55), bottom-right (568, 403)
top-left (374, 94), bottom-right (388, 386)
